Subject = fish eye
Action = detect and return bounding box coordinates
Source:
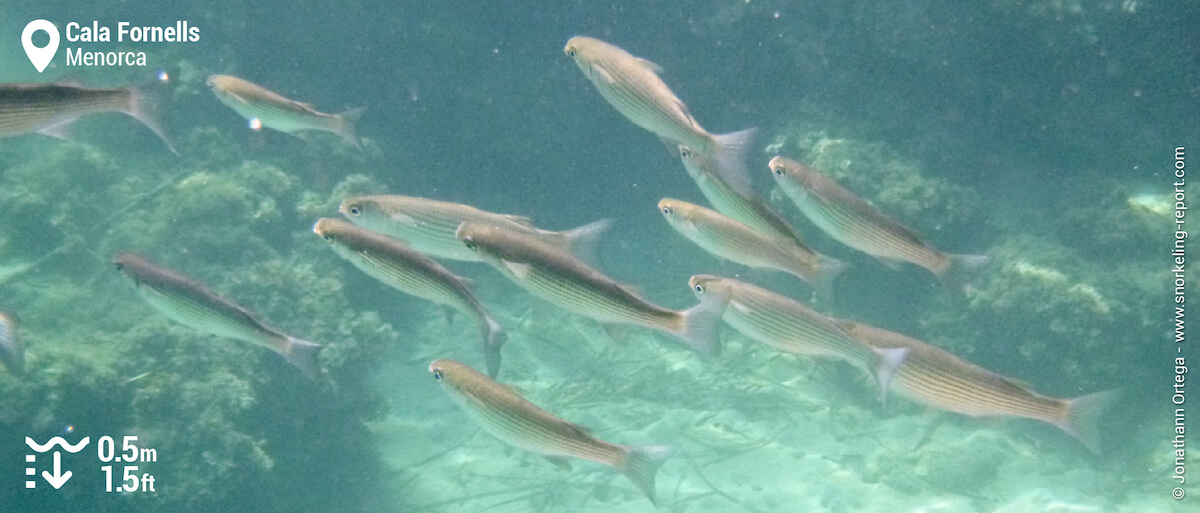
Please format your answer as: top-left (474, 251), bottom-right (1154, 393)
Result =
top-left (772, 166), bottom-right (785, 177)
top-left (462, 238), bottom-right (476, 250)
top-left (114, 263), bottom-right (124, 272)
top-left (679, 147), bottom-right (691, 159)
top-left (694, 284), bottom-right (706, 294)
top-left (432, 369), bottom-right (443, 381)
top-left (565, 47), bottom-right (576, 58)
top-left (661, 206), bottom-right (672, 215)
top-left (322, 233), bottom-right (333, 242)
top-left (348, 206), bottom-right (362, 216)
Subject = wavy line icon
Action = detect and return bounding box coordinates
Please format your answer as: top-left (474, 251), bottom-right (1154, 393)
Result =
top-left (25, 436), bottom-right (90, 453)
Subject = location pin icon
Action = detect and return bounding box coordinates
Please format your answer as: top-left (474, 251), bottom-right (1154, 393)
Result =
top-left (22, 20), bottom-right (60, 73)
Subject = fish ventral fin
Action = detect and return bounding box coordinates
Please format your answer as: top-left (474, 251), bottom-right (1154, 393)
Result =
top-left (617, 445), bottom-right (674, 507)
top-left (543, 455), bottom-right (574, 471)
top-left (482, 317), bottom-right (507, 379)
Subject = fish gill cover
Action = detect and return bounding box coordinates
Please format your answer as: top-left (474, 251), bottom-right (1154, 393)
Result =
top-left (0, 1), bottom-right (1195, 513)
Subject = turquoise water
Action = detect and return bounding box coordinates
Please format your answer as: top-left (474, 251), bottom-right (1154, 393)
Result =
top-left (0, 1), bottom-right (1196, 512)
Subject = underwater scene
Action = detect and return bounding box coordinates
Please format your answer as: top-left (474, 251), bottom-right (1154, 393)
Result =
top-left (1, 1), bottom-right (1197, 512)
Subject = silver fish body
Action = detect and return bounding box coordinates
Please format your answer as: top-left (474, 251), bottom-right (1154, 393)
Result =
top-left (430, 359), bottom-right (673, 505)
top-left (564, 36), bottom-right (756, 190)
top-left (844, 321), bottom-right (1118, 453)
top-left (340, 195), bottom-right (611, 263)
top-left (112, 252), bottom-right (322, 379)
top-left (659, 198), bottom-right (844, 289)
top-left (769, 156), bottom-right (987, 280)
top-left (206, 74), bottom-right (363, 148)
top-left (313, 218), bottom-right (506, 377)
top-left (457, 221), bottom-right (720, 353)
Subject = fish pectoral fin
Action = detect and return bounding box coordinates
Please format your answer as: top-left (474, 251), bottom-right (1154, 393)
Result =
top-left (601, 324), bottom-right (630, 346)
top-left (500, 259), bottom-right (534, 279)
top-left (590, 63), bottom-right (617, 85)
top-left (39, 120), bottom-right (77, 141)
top-left (543, 456), bottom-right (574, 471)
top-left (636, 57), bottom-right (665, 74)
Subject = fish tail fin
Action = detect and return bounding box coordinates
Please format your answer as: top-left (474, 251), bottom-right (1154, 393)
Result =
top-left (616, 445), bottom-right (674, 507)
top-left (334, 107), bottom-right (366, 150)
top-left (940, 253), bottom-right (990, 292)
top-left (1057, 389), bottom-right (1120, 453)
top-left (676, 297), bottom-right (724, 355)
top-left (804, 254), bottom-right (850, 306)
top-left (482, 317), bottom-right (507, 379)
top-left (708, 128), bottom-right (759, 198)
top-left (127, 81), bottom-right (178, 155)
top-left (559, 218), bottom-right (615, 265)
top-left (283, 337), bottom-right (324, 380)
top-left (869, 347), bottom-right (909, 408)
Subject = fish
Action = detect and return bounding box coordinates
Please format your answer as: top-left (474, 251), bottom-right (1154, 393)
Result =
top-left (678, 144), bottom-right (803, 245)
top-left (429, 358), bottom-right (674, 505)
top-left (205, 74), bottom-right (363, 149)
top-left (457, 221), bottom-right (721, 353)
top-left (0, 82), bottom-right (176, 154)
top-left (0, 312), bottom-right (23, 375)
top-left (659, 198), bottom-right (846, 294)
top-left (841, 321), bottom-right (1119, 453)
top-left (339, 194), bottom-right (612, 263)
top-left (687, 274), bottom-right (904, 390)
top-left (112, 252), bottom-right (322, 379)
top-left (564, 36), bottom-right (756, 191)
top-left (312, 218), bottom-right (507, 377)
top-left (768, 156), bottom-right (988, 282)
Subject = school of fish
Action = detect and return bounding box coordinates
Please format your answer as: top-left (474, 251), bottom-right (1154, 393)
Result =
top-left (0, 35), bottom-right (1118, 506)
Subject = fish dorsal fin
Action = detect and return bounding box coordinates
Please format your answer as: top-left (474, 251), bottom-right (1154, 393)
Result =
top-left (636, 57), bottom-right (664, 74)
top-left (501, 259), bottom-right (534, 279)
top-left (501, 214), bottom-right (536, 228)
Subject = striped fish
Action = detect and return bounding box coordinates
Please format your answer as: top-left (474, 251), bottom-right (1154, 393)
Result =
top-left (842, 321), bottom-right (1119, 453)
top-left (659, 198), bottom-right (845, 293)
top-left (678, 144), bottom-right (802, 244)
top-left (688, 274), bottom-right (904, 390)
top-left (340, 195), bottom-right (612, 263)
top-left (112, 252), bottom-right (322, 379)
top-left (313, 218), bottom-right (507, 377)
top-left (768, 156), bottom-right (988, 281)
top-left (0, 82), bottom-right (176, 153)
top-left (564, 36), bottom-right (756, 189)
top-left (206, 74), bottom-right (363, 149)
top-left (0, 312), bottom-right (22, 375)
top-left (457, 222), bottom-right (721, 353)
top-left (429, 359), bottom-right (674, 505)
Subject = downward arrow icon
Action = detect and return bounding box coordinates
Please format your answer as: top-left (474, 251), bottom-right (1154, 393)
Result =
top-left (41, 451), bottom-right (72, 489)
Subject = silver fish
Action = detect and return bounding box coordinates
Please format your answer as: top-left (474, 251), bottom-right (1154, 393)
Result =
top-left (843, 321), bottom-right (1119, 453)
top-left (113, 252), bottom-right (322, 379)
top-left (206, 74), bottom-right (363, 148)
top-left (688, 274), bottom-right (904, 390)
top-left (564, 36), bottom-right (756, 190)
top-left (313, 218), bottom-right (507, 377)
top-left (430, 358), bottom-right (673, 505)
top-left (659, 198), bottom-right (845, 293)
top-left (769, 156), bottom-right (988, 281)
top-left (0, 82), bottom-right (175, 153)
top-left (340, 195), bottom-right (612, 263)
top-left (457, 221), bottom-right (721, 353)
top-left (678, 144), bottom-right (801, 244)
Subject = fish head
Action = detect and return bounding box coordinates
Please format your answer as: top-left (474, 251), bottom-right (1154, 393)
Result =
top-left (312, 218), bottom-right (347, 244)
top-left (112, 251), bottom-right (147, 275)
top-left (688, 274), bottom-right (730, 301)
top-left (768, 156), bottom-right (814, 196)
top-left (204, 75), bottom-right (226, 93)
top-left (429, 358), bottom-right (475, 390)
top-left (455, 221), bottom-right (507, 258)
